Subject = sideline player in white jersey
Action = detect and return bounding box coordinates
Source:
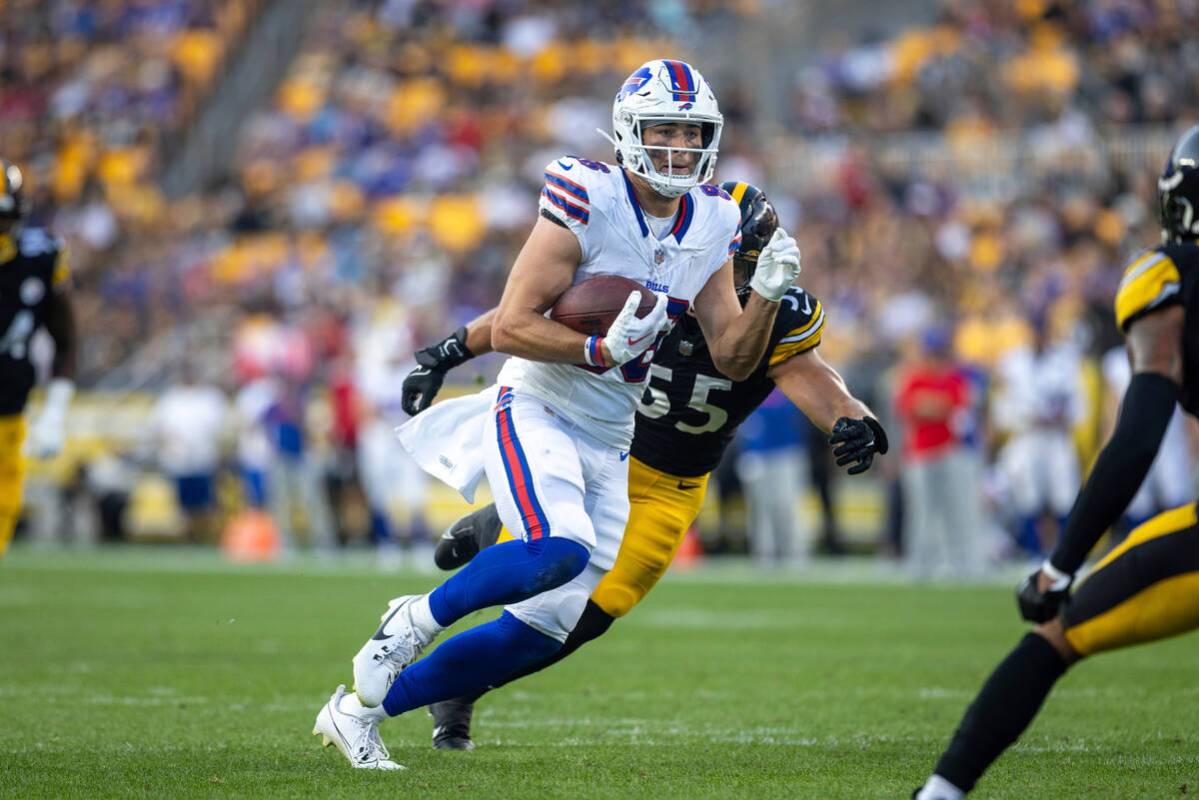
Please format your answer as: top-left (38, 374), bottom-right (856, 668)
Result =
top-left (991, 314), bottom-right (1085, 555)
top-left (313, 58), bottom-right (802, 769)
top-left (354, 301), bottom-right (430, 563)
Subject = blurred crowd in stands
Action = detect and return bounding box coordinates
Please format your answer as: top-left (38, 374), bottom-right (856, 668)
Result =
top-left (795, 0), bottom-right (1199, 134)
top-left (7, 0), bottom-right (1199, 570)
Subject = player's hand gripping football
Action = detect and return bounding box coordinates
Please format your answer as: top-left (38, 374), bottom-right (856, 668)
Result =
top-left (1016, 562), bottom-right (1073, 623)
top-left (749, 228), bottom-right (802, 302)
top-left (601, 291), bottom-right (669, 366)
top-left (828, 417), bottom-right (889, 475)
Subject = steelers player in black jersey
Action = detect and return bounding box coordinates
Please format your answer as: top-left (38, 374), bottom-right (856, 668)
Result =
top-left (0, 160), bottom-right (77, 560)
top-left (400, 181), bottom-right (888, 750)
top-left (914, 124), bottom-right (1199, 800)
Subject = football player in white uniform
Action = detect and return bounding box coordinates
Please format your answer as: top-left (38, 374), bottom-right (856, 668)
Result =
top-left (354, 302), bottom-right (430, 566)
top-left (313, 59), bottom-right (802, 769)
top-left (991, 314), bottom-right (1085, 554)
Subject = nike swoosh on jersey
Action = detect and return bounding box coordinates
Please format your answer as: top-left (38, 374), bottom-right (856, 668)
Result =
top-left (619, 451), bottom-right (630, 461)
top-left (557, 160), bottom-right (574, 170)
top-left (677, 481), bottom-right (702, 490)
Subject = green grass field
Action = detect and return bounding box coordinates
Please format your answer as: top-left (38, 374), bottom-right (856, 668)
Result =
top-left (2, 548), bottom-right (1196, 799)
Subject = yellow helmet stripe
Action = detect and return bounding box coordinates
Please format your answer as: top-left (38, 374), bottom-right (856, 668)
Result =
top-left (728, 181), bottom-right (749, 206)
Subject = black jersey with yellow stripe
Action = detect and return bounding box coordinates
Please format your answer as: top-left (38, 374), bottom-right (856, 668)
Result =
top-left (1113, 242), bottom-right (1199, 416)
top-left (631, 285), bottom-right (824, 477)
top-left (0, 228), bottom-right (69, 415)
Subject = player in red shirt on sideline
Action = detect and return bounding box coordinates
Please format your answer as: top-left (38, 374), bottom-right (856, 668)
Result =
top-left (893, 325), bottom-right (986, 579)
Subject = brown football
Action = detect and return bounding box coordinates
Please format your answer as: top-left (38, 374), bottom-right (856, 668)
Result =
top-left (550, 275), bottom-right (657, 336)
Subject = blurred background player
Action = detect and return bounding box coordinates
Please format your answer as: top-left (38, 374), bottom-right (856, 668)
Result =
top-left (353, 299), bottom-right (430, 567)
top-left (0, 161), bottom-right (76, 560)
top-left (148, 362), bottom-right (230, 543)
top-left (991, 311), bottom-right (1085, 557)
top-left (893, 324), bottom-right (986, 580)
top-left (234, 373), bottom-right (275, 512)
top-left (737, 388), bottom-right (811, 568)
top-left (409, 181), bottom-right (886, 750)
top-left (266, 368), bottom-right (337, 553)
top-left (233, 312), bottom-right (338, 554)
top-left (915, 123), bottom-right (1199, 800)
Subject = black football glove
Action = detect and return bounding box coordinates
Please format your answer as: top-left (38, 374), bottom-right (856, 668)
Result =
top-left (828, 416), bottom-right (889, 475)
top-left (401, 327), bottom-right (474, 416)
top-left (1016, 565), bottom-right (1073, 624)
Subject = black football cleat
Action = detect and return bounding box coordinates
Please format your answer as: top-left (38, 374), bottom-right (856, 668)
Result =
top-left (433, 504), bottom-right (503, 571)
top-left (429, 697), bottom-right (476, 750)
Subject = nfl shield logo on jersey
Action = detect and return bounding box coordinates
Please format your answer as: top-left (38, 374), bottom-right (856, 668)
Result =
top-left (654, 247), bottom-right (665, 265)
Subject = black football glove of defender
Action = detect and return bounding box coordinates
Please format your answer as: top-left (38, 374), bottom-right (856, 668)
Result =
top-left (828, 417), bottom-right (889, 475)
top-left (401, 327), bottom-right (474, 416)
top-left (1016, 564), bottom-right (1073, 624)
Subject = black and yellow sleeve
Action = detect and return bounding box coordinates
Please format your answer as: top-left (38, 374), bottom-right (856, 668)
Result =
top-left (1114, 248), bottom-right (1181, 332)
top-left (768, 294), bottom-right (825, 367)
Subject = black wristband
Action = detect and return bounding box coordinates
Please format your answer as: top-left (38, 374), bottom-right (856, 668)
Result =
top-left (1050, 371), bottom-right (1179, 574)
top-left (416, 326), bottom-right (475, 371)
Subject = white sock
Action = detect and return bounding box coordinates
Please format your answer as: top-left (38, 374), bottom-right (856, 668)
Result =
top-left (915, 775), bottom-right (964, 800)
top-left (412, 594), bottom-right (445, 641)
top-left (341, 688), bottom-right (387, 720)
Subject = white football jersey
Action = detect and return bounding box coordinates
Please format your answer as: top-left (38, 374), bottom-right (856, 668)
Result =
top-left (992, 342), bottom-right (1085, 433)
top-left (355, 308), bottom-right (418, 426)
top-left (496, 155), bottom-right (741, 449)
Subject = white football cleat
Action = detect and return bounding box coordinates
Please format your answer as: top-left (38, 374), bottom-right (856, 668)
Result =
top-left (352, 595), bottom-right (440, 708)
top-left (313, 684), bottom-right (404, 770)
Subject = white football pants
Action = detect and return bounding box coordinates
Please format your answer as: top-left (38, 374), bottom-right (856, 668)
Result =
top-left (484, 386), bottom-right (630, 641)
top-left (999, 430), bottom-right (1079, 517)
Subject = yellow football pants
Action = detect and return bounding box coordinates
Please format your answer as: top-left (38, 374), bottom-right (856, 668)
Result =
top-left (1064, 502), bottom-right (1199, 657)
top-left (0, 415), bottom-right (26, 559)
top-left (497, 455), bottom-right (709, 618)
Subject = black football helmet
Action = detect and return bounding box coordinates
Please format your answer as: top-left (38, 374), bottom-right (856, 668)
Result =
top-left (0, 160), bottom-right (25, 227)
top-left (1159, 124), bottom-right (1199, 244)
top-left (719, 180), bottom-right (779, 298)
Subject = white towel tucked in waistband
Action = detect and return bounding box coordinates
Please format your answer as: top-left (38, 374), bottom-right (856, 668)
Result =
top-left (395, 385), bottom-right (494, 502)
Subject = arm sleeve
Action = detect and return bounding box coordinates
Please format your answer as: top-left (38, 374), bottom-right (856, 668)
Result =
top-left (1049, 371), bottom-right (1180, 574)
